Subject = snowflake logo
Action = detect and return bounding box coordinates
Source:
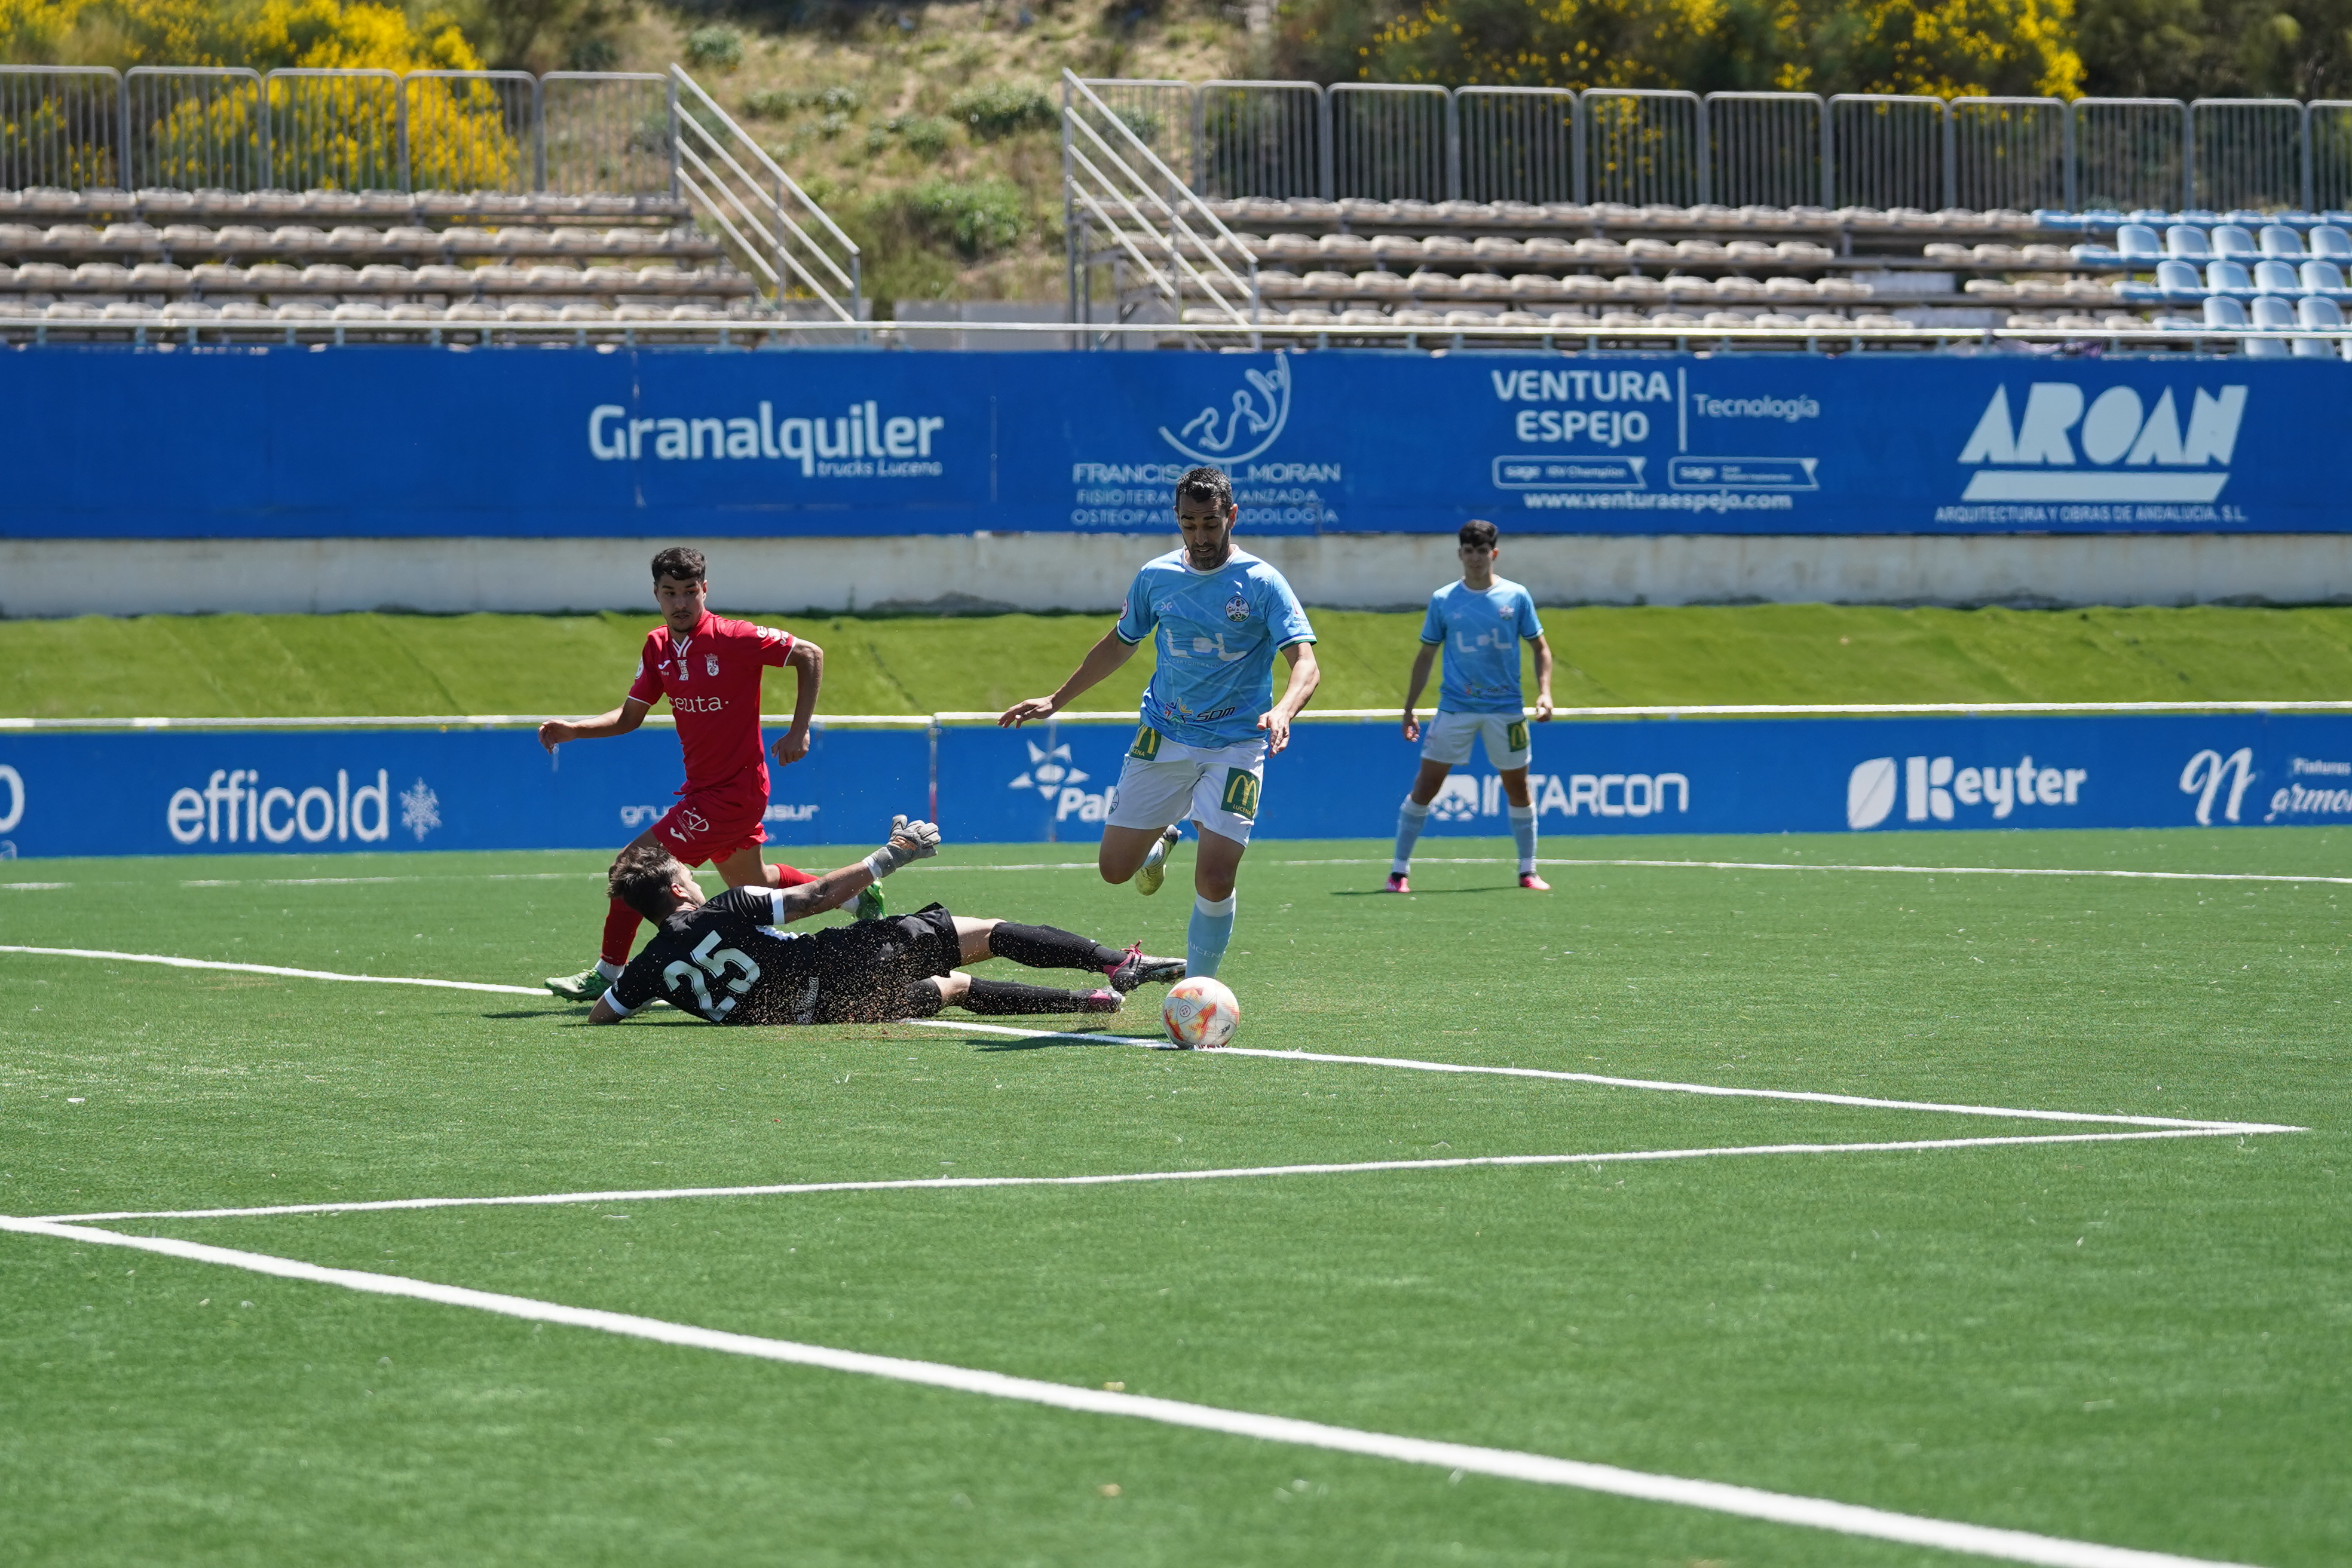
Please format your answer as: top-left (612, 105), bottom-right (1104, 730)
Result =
top-left (399, 778), bottom-right (442, 842)
top-left (1007, 740), bottom-right (1088, 800)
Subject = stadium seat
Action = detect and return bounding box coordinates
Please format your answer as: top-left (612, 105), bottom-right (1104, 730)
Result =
top-left (2247, 295), bottom-right (2294, 356)
top-left (2117, 259), bottom-right (2202, 302)
top-left (2212, 225), bottom-right (2259, 261)
top-left (2206, 260), bottom-right (2257, 298)
top-left (2253, 259), bottom-right (2302, 295)
top-left (2259, 225), bottom-right (2307, 258)
top-left (2165, 226), bottom-right (2212, 261)
top-left (2203, 294), bottom-right (2250, 333)
top-left (2294, 293), bottom-right (2348, 358)
top-left (2311, 225), bottom-right (2352, 260)
top-left (2300, 259), bottom-right (2351, 298)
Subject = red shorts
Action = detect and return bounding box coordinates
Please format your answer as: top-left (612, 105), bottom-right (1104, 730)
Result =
top-left (650, 777), bottom-right (768, 866)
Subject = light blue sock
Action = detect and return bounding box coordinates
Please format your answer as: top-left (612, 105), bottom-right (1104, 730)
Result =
top-left (1187, 892), bottom-right (1236, 980)
top-left (1509, 804), bottom-right (1538, 874)
top-left (1392, 798), bottom-right (1430, 875)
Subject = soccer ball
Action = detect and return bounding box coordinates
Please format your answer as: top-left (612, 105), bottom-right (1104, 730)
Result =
top-left (1162, 977), bottom-right (1239, 1050)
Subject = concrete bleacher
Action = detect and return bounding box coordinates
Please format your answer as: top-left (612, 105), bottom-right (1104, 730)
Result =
top-left (0, 186), bottom-right (761, 332)
top-left (1125, 194), bottom-right (2352, 350)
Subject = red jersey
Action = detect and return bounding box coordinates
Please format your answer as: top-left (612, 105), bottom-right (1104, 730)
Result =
top-left (627, 612), bottom-right (795, 794)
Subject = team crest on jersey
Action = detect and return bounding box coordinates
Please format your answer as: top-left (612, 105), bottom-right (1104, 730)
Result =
top-left (705, 653), bottom-right (720, 677)
top-left (1224, 588), bottom-right (1250, 624)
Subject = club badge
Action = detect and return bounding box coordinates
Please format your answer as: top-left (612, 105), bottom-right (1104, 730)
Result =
top-left (1224, 589), bottom-right (1250, 624)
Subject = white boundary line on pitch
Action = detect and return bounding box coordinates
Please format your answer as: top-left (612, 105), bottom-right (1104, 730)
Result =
top-left (36, 1127), bottom-right (2292, 1225)
top-left (904, 858), bottom-right (2352, 887)
top-left (2, 946), bottom-right (2288, 1136)
top-left (0, 1214), bottom-right (2264, 1568)
top-left (906, 1019), bottom-right (2285, 1133)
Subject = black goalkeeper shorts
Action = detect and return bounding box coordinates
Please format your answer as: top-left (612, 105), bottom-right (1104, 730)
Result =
top-left (803, 902), bottom-right (960, 1025)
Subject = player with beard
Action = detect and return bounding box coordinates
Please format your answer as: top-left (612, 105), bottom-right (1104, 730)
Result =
top-left (998, 466), bottom-right (1319, 983)
top-left (538, 546), bottom-right (860, 1003)
top-left (586, 819), bottom-right (1186, 1027)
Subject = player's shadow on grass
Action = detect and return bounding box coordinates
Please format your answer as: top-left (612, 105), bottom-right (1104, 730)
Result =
top-left (1328, 886), bottom-right (1518, 897)
top-left (970, 1031), bottom-right (1157, 1051)
top-left (483, 1007), bottom-right (582, 1018)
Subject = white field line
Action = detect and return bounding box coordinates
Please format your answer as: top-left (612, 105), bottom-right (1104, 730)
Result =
top-left (0, 1215), bottom-right (2264, 1568)
top-left (0, 945), bottom-right (544, 996)
top-left (0, 945), bottom-right (2287, 1135)
top-left (901, 856), bottom-right (2352, 888)
top-left (37, 1128), bottom-right (2289, 1225)
top-left (906, 1020), bottom-right (2287, 1134)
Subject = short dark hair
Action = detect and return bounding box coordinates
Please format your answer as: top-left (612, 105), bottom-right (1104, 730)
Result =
top-left (608, 840), bottom-right (694, 921)
top-left (1458, 519), bottom-right (1499, 550)
top-left (1175, 466), bottom-right (1234, 514)
top-left (650, 546), bottom-right (707, 584)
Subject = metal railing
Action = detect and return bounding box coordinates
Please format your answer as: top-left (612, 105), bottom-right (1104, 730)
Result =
top-left (0, 63), bottom-right (665, 194)
top-left (1827, 94), bottom-right (1946, 209)
top-left (1195, 79), bottom-right (1323, 200)
top-left (1709, 92), bottom-right (1821, 209)
top-left (669, 65), bottom-right (858, 320)
top-left (1456, 87), bottom-right (1575, 204)
top-left (1328, 82), bottom-right (1451, 203)
top-left (1057, 79), bottom-right (2352, 213)
top-left (1584, 88), bottom-right (1703, 207)
top-left (1948, 96), bottom-right (2070, 212)
top-left (1064, 70), bottom-right (1260, 345)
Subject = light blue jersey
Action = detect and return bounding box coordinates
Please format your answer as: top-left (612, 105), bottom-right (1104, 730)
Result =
top-left (1116, 548), bottom-right (1316, 748)
top-left (1420, 577), bottom-right (1544, 715)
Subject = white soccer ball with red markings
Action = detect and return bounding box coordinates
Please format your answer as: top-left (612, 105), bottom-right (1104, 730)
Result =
top-left (1162, 977), bottom-right (1239, 1049)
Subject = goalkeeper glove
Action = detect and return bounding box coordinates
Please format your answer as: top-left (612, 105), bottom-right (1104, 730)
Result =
top-left (863, 814), bottom-right (941, 880)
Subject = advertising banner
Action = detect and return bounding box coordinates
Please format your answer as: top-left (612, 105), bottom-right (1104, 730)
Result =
top-left (2, 713), bottom-right (2346, 860)
top-left (3, 347), bottom-right (2346, 540)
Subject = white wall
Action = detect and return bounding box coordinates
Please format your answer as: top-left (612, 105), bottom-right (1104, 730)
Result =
top-left (7, 532), bottom-right (2351, 617)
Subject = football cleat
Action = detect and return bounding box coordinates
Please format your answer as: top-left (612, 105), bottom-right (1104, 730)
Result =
top-left (1519, 872), bottom-right (1552, 892)
top-left (1385, 872), bottom-right (1410, 894)
top-left (544, 966), bottom-right (610, 1002)
top-left (1134, 823), bottom-right (1182, 896)
top-left (1107, 943), bottom-right (1186, 994)
top-left (853, 883), bottom-right (887, 923)
top-left (1073, 987), bottom-right (1125, 1014)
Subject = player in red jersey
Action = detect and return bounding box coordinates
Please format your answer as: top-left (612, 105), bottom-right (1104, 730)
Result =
top-left (535, 546), bottom-right (859, 1003)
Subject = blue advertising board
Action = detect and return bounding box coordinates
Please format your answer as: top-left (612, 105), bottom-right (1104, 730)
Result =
top-left (2, 347), bottom-right (2345, 540)
top-left (2, 713), bottom-right (2345, 860)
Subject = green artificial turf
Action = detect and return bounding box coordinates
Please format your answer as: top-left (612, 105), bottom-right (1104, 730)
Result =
top-left (7, 604), bottom-right (2352, 719)
top-left (2, 831), bottom-right (2345, 1566)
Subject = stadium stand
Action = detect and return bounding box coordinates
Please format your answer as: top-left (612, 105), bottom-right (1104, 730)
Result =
top-left (1061, 75), bottom-right (2352, 354)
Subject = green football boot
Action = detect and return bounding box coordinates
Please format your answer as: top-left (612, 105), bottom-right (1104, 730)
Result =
top-left (853, 883), bottom-right (887, 922)
top-left (544, 966), bottom-right (610, 1003)
top-left (1134, 824), bottom-right (1182, 896)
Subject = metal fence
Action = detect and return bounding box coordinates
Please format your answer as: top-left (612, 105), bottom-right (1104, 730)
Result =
top-left (1328, 82), bottom-right (1450, 203)
top-left (0, 63), bottom-right (664, 193)
top-left (1073, 77), bottom-right (2352, 212)
top-left (1948, 96), bottom-right (2070, 212)
top-left (1455, 87), bottom-right (1575, 204)
top-left (1709, 92), bottom-right (1821, 209)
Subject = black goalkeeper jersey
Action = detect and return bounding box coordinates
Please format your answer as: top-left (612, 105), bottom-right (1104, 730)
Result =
top-left (606, 888), bottom-right (961, 1026)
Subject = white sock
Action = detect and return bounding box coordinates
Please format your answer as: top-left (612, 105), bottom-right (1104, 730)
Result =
top-left (1509, 804), bottom-right (1538, 875)
top-left (1392, 798), bottom-right (1431, 875)
top-left (595, 958), bottom-right (624, 981)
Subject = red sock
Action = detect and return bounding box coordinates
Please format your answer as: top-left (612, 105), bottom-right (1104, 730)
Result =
top-left (767, 863), bottom-right (816, 889)
top-left (601, 899), bottom-right (640, 967)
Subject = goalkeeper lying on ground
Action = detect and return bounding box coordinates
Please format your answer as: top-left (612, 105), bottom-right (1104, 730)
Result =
top-left (587, 816), bottom-right (1186, 1027)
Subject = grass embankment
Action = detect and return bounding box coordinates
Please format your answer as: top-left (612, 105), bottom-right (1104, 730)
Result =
top-left (5, 604), bottom-right (2352, 720)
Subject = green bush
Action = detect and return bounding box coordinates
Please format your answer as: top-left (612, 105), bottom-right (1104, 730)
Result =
top-left (903, 176), bottom-right (1026, 255)
top-left (684, 25), bottom-right (744, 69)
top-left (745, 83), bottom-right (863, 120)
top-left (945, 82), bottom-right (1056, 139)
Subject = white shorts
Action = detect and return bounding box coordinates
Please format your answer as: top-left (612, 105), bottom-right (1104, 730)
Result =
top-left (1421, 709), bottom-right (1532, 770)
top-left (1105, 725), bottom-right (1267, 845)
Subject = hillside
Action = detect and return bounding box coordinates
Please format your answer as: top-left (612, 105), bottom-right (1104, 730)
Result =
top-left (7, 604), bottom-right (2351, 719)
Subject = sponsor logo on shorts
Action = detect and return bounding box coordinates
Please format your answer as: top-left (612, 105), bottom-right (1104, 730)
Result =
top-left (1128, 725), bottom-right (1162, 761)
top-left (1220, 767), bottom-right (1261, 820)
top-left (1506, 719), bottom-right (1530, 753)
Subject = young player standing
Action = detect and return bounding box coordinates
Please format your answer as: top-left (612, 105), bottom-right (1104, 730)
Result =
top-left (1389, 519), bottom-right (1555, 893)
top-left (998, 466), bottom-right (1319, 982)
top-left (537, 546), bottom-right (853, 1002)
